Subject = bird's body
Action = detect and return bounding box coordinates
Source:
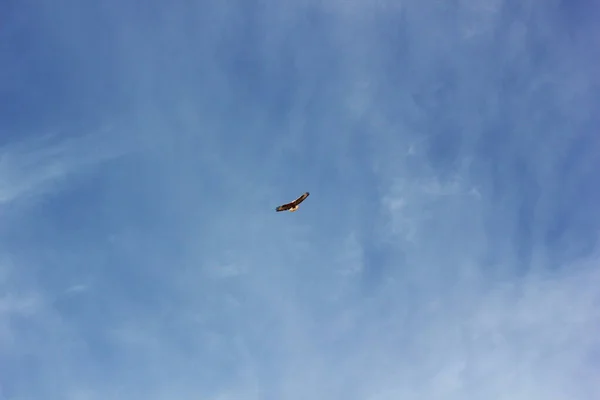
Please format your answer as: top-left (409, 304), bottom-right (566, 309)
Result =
top-left (275, 192), bottom-right (310, 212)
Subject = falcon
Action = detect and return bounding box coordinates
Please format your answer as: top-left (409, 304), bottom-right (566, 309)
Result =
top-left (275, 192), bottom-right (310, 212)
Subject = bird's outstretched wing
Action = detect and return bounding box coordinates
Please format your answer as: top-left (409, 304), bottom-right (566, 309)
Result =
top-left (275, 192), bottom-right (310, 212)
top-left (293, 192), bottom-right (309, 205)
top-left (275, 202), bottom-right (293, 212)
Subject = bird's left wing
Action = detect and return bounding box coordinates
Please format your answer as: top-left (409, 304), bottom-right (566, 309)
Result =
top-left (275, 202), bottom-right (293, 212)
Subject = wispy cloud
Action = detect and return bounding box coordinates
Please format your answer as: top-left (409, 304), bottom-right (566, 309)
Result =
top-left (0, 128), bottom-right (129, 207)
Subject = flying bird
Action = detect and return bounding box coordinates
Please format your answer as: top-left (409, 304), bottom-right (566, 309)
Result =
top-left (275, 192), bottom-right (310, 212)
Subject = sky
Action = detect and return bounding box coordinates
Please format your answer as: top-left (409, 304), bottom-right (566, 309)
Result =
top-left (1, 0), bottom-right (600, 399)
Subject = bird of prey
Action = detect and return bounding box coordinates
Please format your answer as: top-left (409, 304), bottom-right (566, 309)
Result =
top-left (275, 192), bottom-right (310, 212)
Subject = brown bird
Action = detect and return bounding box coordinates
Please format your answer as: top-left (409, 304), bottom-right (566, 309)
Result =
top-left (275, 192), bottom-right (310, 212)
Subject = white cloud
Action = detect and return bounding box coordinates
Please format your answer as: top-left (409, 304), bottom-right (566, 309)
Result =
top-left (0, 128), bottom-right (129, 207)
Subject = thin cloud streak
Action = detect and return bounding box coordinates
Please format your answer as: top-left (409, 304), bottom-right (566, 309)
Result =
top-left (0, 128), bottom-right (130, 207)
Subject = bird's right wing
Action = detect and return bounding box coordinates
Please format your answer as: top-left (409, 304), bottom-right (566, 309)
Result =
top-left (293, 192), bottom-right (310, 205)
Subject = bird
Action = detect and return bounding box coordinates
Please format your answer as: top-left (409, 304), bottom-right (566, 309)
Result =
top-left (275, 192), bottom-right (310, 212)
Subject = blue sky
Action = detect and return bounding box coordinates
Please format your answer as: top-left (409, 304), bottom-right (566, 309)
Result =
top-left (2, 0), bottom-right (600, 399)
